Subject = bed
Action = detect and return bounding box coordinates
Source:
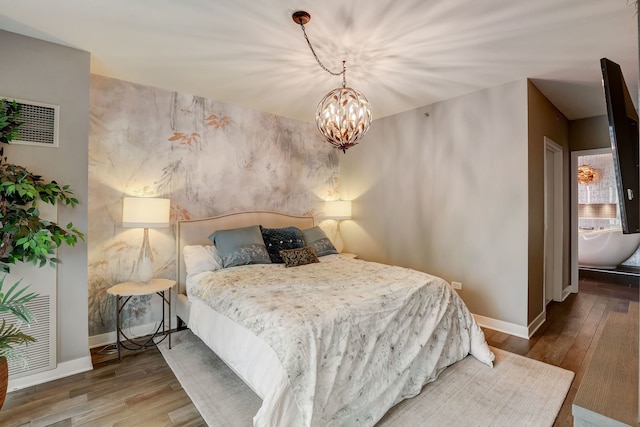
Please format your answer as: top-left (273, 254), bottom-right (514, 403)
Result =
top-left (175, 211), bottom-right (494, 426)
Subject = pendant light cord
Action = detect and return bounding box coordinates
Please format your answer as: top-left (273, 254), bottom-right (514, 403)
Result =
top-left (297, 20), bottom-right (347, 87)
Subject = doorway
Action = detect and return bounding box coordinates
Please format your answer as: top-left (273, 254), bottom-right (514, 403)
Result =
top-left (544, 137), bottom-right (564, 304)
top-left (570, 147), bottom-right (613, 292)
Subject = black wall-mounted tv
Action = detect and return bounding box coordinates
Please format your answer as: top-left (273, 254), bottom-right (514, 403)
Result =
top-left (600, 58), bottom-right (639, 234)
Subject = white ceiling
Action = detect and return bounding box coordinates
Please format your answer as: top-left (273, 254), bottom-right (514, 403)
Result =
top-left (0, 0), bottom-right (637, 122)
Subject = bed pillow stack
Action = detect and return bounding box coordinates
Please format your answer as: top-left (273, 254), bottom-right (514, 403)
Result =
top-left (208, 224), bottom-right (339, 269)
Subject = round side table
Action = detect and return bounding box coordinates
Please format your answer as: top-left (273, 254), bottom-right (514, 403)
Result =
top-left (107, 278), bottom-right (176, 361)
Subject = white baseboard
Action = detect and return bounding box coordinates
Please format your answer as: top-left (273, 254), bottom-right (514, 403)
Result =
top-left (7, 356), bottom-right (93, 392)
top-left (527, 310), bottom-right (546, 337)
top-left (89, 330), bottom-right (118, 349)
top-left (473, 314), bottom-right (528, 339)
top-left (89, 318), bottom-right (176, 349)
top-left (474, 311), bottom-right (547, 339)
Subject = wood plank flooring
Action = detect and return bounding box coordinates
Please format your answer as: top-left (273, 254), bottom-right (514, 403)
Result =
top-left (482, 277), bottom-right (638, 427)
top-left (0, 276), bottom-right (636, 426)
top-left (0, 347), bottom-right (206, 426)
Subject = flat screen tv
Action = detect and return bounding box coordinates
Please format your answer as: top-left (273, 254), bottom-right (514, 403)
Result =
top-left (600, 57), bottom-right (639, 234)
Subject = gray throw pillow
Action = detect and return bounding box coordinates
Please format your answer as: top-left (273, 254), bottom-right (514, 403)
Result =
top-left (301, 226), bottom-right (338, 257)
top-left (209, 225), bottom-right (271, 268)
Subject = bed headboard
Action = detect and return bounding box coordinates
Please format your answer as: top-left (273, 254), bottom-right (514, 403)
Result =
top-left (175, 211), bottom-right (315, 296)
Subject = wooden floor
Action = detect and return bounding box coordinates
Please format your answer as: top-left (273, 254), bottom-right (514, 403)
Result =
top-left (482, 276), bottom-right (638, 427)
top-left (0, 276), bottom-right (637, 426)
top-left (0, 346), bottom-right (206, 426)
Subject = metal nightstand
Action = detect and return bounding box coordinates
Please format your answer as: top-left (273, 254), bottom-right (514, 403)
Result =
top-left (107, 278), bottom-right (175, 361)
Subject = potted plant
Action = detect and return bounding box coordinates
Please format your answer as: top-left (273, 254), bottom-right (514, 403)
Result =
top-left (0, 98), bottom-right (84, 408)
top-left (0, 276), bottom-right (36, 408)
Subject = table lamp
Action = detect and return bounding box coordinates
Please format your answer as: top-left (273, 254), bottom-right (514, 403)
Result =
top-left (122, 197), bottom-right (170, 283)
top-left (324, 200), bottom-right (352, 253)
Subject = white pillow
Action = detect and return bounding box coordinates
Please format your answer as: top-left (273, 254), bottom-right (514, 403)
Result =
top-left (183, 245), bottom-right (223, 276)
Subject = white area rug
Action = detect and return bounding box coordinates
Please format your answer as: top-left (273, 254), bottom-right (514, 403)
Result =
top-left (157, 330), bottom-right (574, 427)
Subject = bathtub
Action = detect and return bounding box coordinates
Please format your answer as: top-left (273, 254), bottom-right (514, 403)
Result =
top-left (578, 228), bottom-right (640, 269)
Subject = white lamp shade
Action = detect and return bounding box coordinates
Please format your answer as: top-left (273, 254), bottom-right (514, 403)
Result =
top-left (324, 200), bottom-right (352, 220)
top-left (122, 197), bottom-right (170, 228)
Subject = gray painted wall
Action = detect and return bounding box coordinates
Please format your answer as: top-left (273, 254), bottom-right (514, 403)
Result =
top-left (569, 116), bottom-right (610, 151)
top-left (0, 30), bottom-right (90, 364)
top-left (340, 80), bottom-right (530, 327)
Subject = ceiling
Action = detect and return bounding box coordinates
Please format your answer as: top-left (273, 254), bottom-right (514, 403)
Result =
top-left (0, 0), bottom-right (637, 122)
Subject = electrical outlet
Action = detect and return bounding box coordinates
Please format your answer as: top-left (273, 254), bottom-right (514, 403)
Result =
top-left (451, 281), bottom-right (462, 290)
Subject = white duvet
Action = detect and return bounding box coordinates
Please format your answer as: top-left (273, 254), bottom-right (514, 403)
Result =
top-left (189, 255), bottom-right (494, 426)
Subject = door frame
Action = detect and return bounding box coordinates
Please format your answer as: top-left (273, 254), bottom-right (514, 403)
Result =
top-left (570, 147), bottom-right (612, 293)
top-left (544, 137), bottom-right (564, 303)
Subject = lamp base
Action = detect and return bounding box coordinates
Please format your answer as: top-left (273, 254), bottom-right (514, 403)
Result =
top-left (334, 221), bottom-right (344, 253)
top-left (135, 228), bottom-right (154, 283)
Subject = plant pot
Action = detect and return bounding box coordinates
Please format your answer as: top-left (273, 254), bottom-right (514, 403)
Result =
top-left (0, 357), bottom-right (7, 409)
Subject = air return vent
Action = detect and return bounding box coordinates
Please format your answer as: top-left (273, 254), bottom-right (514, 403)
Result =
top-left (4, 98), bottom-right (59, 148)
top-left (0, 295), bottom-right (56, 378)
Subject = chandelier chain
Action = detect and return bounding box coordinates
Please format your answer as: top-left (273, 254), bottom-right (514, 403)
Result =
top-left (298, 22), bottom-right (346, 80)
top-left (292, 10), bottom-right (371, 152)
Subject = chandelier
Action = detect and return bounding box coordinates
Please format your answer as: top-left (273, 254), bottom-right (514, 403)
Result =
top-left (292, 11), bottom-right (372, 153)
top-left (577, 164), bottom-right (601, 184)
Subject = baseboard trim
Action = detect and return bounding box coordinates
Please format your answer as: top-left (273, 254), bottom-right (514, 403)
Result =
top-left (89, 319), bottom-right (175, 349)
top-left (89, 330), bottom-right (118, 349)
top-left (527, 310), bottom-right (546, 337)
top-left (7, 356), bottom-right (93, 392)
top-left (472, 314), bottom-right (529, 339)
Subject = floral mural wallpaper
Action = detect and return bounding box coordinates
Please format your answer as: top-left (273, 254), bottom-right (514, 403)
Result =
top-left (88, 75), bottom-right (340, 337)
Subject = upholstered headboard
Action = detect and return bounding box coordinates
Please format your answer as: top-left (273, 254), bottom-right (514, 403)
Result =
top-left (175, 211), bottom-right (315, 324)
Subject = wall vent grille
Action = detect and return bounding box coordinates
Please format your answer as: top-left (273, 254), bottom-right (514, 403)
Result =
top-left (3, 98), bottom-right (59, 147)
top-left (0, 295), bottom-right (55, 377)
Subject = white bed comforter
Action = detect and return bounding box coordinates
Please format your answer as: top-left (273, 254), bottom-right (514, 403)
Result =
top-left (189, 255), bottom-right (494, 426)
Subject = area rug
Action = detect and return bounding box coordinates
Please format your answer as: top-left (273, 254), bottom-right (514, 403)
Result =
top-left (157, 330), bottom-right (574, 426)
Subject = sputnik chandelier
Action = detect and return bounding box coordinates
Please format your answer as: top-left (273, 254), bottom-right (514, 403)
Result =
top-left (292, 11), bottom-right (372, 153)
top-left (577, 164), bottom-right (601, 184)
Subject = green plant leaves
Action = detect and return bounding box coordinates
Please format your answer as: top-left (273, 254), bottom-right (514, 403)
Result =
top-left (0, 99), bottom-right (23, 145)
top-left (0, 99), bottom-right (85, 273)
top-left (0, 276), bottom-right (36, 324)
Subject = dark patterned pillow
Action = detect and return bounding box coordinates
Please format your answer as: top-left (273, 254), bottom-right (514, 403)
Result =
top-left (279, 246), bottom-right (319, 268)
top-left (260, 226), bottom-right (305, 263)
top-left (302, 226), bottom-right (338, 256)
